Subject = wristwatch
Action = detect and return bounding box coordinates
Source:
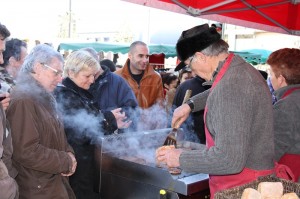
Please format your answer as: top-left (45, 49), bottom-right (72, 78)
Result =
top-left (185, 99), bottom-right (194, 111)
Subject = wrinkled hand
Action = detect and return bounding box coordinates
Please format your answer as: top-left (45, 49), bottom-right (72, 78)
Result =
top-left (171, 104), bottom-right (191, 129)
top-left (1, 92), bottom-right (10, 111)
top-left (61, 152), bottom-right (77, 176)
top-left (155, 146), bottom-right (182, 168)
top-left (111, 108), bottom-right (132, 129)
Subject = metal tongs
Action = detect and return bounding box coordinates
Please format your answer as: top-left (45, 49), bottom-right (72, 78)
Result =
top-left (163, 89), bottom-right (192, 147)
top-left (163, 124), bottom-right (178, 146)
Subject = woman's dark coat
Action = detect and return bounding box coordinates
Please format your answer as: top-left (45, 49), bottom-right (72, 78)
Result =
top-left (54, 77), bottom-right (117, 199)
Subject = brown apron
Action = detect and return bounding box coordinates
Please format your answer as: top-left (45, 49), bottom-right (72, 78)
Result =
top-left (203, 53), bottom-right (274, 198)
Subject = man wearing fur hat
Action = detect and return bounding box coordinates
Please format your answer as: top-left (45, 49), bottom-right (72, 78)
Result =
top-left (156, 24), bottom-right (276, 198)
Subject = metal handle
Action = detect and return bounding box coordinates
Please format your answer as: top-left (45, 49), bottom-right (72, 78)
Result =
top-left (172, 89), bottom-right (192, 129)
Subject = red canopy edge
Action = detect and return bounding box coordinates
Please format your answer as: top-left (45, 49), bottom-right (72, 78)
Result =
top-left (122, 0), bottom-right (300, 36)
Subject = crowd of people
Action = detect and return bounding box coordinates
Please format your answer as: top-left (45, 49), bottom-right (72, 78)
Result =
top-left (0, 20), bottom-right (299, 199)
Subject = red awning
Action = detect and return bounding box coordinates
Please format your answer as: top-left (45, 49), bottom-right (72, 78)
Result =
top-left (122, 0), bottom-right (300, 36)
top-left (149, 53), bottom-right (165, 69)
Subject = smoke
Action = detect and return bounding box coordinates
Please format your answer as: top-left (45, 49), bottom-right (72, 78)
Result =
top-left (55, 96), bottom-right (171, 163)
top-left (62, 108), bottom-right (104, 139)
top-left (54, 90), bottom-right (201, 164)
top-left (100, 127), bottom-right (172, 165)
top-left (55, 93), bottom-right (203, 164)
top-left (12, 73), bottom-right (178, 166)
top-left (55, 93), bottom-right (169, 144)
top-left (132, 102), bottom-right (169, 131)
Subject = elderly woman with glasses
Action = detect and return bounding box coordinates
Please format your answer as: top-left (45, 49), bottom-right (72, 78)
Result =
top-left (6, 44), bottom-right (77, 199)
top-left (53, 50), bottom-right (131, 199)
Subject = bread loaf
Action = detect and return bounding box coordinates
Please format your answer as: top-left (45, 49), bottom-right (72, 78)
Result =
top-left (241, 188), bottom-right (262, 199)
top-left (257, 182), bottom-right (283, 199)
top-left (281, 193), bottom-right (299, 199)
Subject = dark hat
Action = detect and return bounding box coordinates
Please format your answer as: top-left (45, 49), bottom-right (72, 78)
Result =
top-left (100, 59), bottom-right (116, 72)
top-left (176, 23), bottom-right (221, 63)
top-left (174, 61), bottom-right (187, 71)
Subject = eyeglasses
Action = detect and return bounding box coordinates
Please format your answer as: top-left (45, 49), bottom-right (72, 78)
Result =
top-left (41, 63), bottom-right (63, 77)
top-left (187, 55), bottom-right (195, 68)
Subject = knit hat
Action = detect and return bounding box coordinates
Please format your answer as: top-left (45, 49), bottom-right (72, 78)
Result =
top-left (175, 23), bottom-right (221, 71)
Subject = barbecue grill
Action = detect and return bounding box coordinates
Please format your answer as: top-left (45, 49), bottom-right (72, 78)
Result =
top-left (95, 128), bottom-right (210, 199)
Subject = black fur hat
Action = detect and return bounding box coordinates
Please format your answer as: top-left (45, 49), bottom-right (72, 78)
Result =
top-left (176, 24), bottom-right (221, 63)
top-left (174, 61), bottom-right (186, 71)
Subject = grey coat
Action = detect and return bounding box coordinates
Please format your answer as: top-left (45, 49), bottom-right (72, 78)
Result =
top-left (273, 84), bottom-right (300, 160)
top-left (179, 55), bottom-right (275, 175)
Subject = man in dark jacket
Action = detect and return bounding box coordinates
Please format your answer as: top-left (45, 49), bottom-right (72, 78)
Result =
top-left (172, 68), bottom-right (210, 143)
top-left (90, 64), bottom-right (138, 114)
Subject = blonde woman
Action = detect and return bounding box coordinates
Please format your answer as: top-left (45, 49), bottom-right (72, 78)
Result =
top-left (54, 50), bottom-right (131, 199)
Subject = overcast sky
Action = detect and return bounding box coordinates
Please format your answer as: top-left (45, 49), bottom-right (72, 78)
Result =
top-left (0, 0), bottom-right (208, 44)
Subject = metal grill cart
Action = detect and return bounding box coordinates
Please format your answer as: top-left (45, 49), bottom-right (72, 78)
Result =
top-left (95, 128), bottom-right (210, 199)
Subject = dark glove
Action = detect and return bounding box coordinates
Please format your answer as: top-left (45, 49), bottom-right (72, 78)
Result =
top-left (102, 111), bottom-right (118, 135)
